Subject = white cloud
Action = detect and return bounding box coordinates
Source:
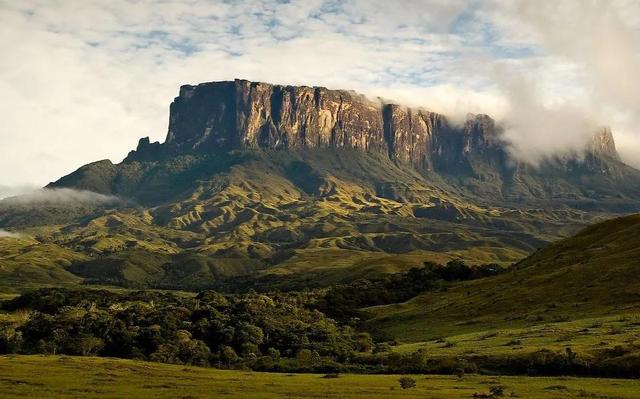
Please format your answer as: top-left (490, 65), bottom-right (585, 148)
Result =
top-left (486, 0), bottom-right (640, 166)
top-left (0, 184), bottom-right (40, 200)
top-left (0, 0), bottom-right (639, 186)
top-left (0, 188), bottom-right (119, 205)
top-left (0, 229), bottom-right (21, 238)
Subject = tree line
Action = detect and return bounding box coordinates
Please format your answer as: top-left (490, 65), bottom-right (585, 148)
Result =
top-left (1, 261), bottom-right (637, 377)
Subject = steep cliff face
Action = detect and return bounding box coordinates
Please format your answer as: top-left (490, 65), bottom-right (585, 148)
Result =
top-left (164, 80), bottom-right (388, 154)
top-left (133, 79), bottom-right (504, 171)
top-left (588, 127), bottom-right (619, 159)
top-left (127, 80), bottom-right (624, 186)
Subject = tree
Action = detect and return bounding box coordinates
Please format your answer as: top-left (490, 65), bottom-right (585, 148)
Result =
top-left (177, 338), bottom-right (211, 366)
top-left (354, 332), bottom-right (373, 352)
top-left (266, 347), bottom-right (280, 361)
top-left (150, 344), bottom-right (179, 364)
top-left (0, 324), bottom-right (22, 353)
top-left (311, 350), bottom-right (321, 365)
top-left (78, 336), bottom-right (105, 356)
top-left (8, 287), bottom-right (366, 373)
top-left (408, 348), bottom-right (428, 371)
top-left (241, 342), bottom-right (259, 357)
top-left (373, 342), bottom-right (392, 354)
top-left (221, 345), bottom-right (238, 367)
top-left (237, 324), bottom-right (264, 346)
top-left (51, 328), bottom-right (69, 355)
top-left (296, 349), bottom-right (313, 367)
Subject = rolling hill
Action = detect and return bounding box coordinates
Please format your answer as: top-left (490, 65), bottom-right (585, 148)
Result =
top-left (366, 213), bottom-right (640, 341)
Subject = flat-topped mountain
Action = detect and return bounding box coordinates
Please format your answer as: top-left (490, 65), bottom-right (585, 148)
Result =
top-left (53, 79), bottom-right (638, 210)
top-left (138, 79), bottom-right (500, 171)
top-left (2, 79), bottom-right (640, 290)
top-left (128, 79), bottom-right (617, 175)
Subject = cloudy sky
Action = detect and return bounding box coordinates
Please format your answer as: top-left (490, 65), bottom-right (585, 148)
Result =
top-left (1, 0), bottom-right (640, 189)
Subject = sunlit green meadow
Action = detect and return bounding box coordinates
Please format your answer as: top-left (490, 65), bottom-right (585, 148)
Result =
top-left (1, 355), bottom-right (639, 399)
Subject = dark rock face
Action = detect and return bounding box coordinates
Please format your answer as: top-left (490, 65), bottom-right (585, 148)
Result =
top-left (137, 79), bottom-right (508, 171)
top-left (127, 137), bottom-right (164, 161)
top-left (382, 104), bottom-right (447, 168)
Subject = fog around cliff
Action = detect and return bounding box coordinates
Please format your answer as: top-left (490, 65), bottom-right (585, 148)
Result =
top-left (487, 1), bottom-right (640, 165)
top-left (2, 0), bottom-right (639, 185)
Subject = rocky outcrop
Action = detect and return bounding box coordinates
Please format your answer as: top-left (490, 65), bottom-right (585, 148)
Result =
top-left (588, 127), bottom-right (619, 159)
top-left (127, 137), bottom-right (164, 161)
top-left (130, 79), bottom-right (508, 171)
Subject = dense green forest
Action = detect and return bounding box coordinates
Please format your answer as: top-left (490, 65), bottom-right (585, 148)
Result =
top-left (1, 260), bottom-right (637, 378)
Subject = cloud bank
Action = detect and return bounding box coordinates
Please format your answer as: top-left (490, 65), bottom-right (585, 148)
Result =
top-left (1, 0), bottom-right (639, 185)
top-left (0, 188), bottom-right (119, 205)
top-left (0, 184), bottom-right (40, 200)
top-left (487, 0), bottom-right (640, 165)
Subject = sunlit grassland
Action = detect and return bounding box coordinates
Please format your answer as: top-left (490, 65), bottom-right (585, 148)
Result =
top-left (3, 149), bottom-right (608, 292)
top-left (366, 215), bottom-right (640, 343)
top-left (1, 355), bottom-right (639, 399)
top-left (394, 313), bottom-right (640, 358)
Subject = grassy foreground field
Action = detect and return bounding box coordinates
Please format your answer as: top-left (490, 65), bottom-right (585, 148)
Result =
top-left (0, 355), bottom-right (639, 399)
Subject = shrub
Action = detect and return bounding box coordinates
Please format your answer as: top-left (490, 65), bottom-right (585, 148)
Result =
top-left (490, 385), bottom-right (505, 397)
top-left (373, 342), bottom-right (392, 354)
top-left (355, 332), bottom-right (373, 352)
top-left (398, 376), bottom-right (416, 389)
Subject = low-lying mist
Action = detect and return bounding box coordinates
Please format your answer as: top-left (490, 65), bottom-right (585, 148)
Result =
top-left (0, 187), bottom-right (120, 205)
top-left (0, 229), bottom-right (20, 238)
top-left (0, 184), bottom-right (40, 201)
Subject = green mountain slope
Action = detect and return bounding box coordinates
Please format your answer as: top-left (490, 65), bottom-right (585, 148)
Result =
top-left (0, 237), bottom-right (84, 291)
top-left (366, 214), bottom-right (640, 342)
top-left (1, 149), bottom-right (615, 291)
